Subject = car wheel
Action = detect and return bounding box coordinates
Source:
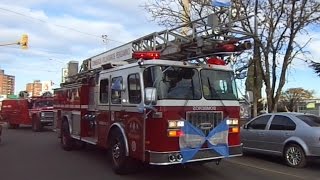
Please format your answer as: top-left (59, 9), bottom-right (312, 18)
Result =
top-left (61, 121), bottom-right (74, 151)
top-left (109, 128), bottom-right (136, 174)
top-left (284, 144), bottom-right (307, 168)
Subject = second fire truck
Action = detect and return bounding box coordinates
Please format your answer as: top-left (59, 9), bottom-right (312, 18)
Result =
top-left (54, 13), bottom-right (253, 174)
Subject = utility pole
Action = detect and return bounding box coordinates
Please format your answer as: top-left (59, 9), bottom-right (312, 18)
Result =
top-left (253, 0), bottom-right (259, 117)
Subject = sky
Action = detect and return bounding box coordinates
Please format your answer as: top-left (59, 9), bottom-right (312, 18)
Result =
top-left (0, 1), bottom-right (320, 97)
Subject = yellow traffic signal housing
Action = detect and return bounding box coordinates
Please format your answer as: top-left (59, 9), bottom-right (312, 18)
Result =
top-left (20, 34), bottom-right (28, 49)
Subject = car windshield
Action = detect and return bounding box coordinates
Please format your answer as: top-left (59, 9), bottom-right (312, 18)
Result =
top-left (297, 115), bottom-right (320, 127)
top-left (34, 100), bottom-right (53, 108)
top-left (143, 66), bottom-right (237, 100)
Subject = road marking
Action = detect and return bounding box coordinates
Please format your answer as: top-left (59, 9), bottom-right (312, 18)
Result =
top-left (228, 159), bottom-right (306, 179)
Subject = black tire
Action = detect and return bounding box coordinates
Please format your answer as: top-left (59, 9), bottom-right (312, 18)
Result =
top-left (284, 144), bottom-right (307, 168)
top-left (61, 121), bottom-right (74, 151)
top-left (32, 116), bottom-right (41, 132)
top-left (109, 128), bottom-right (135, 174)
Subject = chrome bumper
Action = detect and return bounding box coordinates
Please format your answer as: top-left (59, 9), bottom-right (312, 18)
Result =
top-left (148, 145), bottom-right (242, 165)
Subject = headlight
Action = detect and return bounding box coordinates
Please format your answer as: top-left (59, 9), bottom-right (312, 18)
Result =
top-left (41, 113), bottom-right (45, 117)
top-left (226, 119), bottom-right (239, 125)
top-left (168, 120), bottom-right (184, 128)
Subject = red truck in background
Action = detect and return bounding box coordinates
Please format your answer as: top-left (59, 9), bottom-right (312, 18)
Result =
top-left (0, 96), bottom-right (54, 131)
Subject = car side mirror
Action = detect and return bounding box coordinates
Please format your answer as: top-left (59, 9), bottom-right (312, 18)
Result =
top-left (243, 124), bottom-right (248, 129)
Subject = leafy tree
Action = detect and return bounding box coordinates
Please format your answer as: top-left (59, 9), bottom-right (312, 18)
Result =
top-left (279, 88), bottom-right (314, 112)
top-left (18, 91), bottom-right (29, 98)
top-left (310, 61), bottom-right (320, 76)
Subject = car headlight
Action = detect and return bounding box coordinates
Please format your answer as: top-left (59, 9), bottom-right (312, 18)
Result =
top-left (41, 113), bottom-right (45, 117)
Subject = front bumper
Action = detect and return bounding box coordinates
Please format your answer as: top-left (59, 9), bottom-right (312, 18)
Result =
top-left (148, 145), bottom-right (242, 165)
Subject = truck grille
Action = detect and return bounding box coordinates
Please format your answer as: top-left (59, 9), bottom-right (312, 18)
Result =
top-left (42, 111), bottom-right (54, 120)
top-left (186, 111), bottom-right (223, 136)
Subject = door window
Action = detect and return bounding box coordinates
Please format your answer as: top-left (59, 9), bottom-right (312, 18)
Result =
top-left (128, 74), bottom-right (141, 104)
top-left (111, 77), bottom-right (123, 104)
top-left (247, 115), bottom-right (271, 130)
top-left (269, 115), bottom-right (296, 131)
top-left (99, 79), bottom-right (109, 103)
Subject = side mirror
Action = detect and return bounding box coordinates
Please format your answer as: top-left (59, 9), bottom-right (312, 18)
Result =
top-left (246, 91), bottom-right (253, 103)
top-left (144, 87), bottom-right (157, 105)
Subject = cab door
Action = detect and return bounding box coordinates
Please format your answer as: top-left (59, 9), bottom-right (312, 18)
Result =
top-left (123, 73), bottom-right (145, 161)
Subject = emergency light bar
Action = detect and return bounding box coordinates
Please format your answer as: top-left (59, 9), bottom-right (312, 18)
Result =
top-left (132, 51), bottom-right (160, 60)
top-left (207, 57), bottom-right (226, 65)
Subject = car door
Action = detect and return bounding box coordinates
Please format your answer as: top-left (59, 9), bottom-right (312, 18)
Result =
top-left (241, 115), bottom-right (272, 151)
top-left (263, 115), bottom-right (296, 153)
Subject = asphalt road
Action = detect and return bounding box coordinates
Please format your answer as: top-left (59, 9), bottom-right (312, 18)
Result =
top-left (0, 126), bottom-right (319, 180)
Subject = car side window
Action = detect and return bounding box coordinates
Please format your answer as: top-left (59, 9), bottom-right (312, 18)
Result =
top-left (247, 115), bottom-right (271, 130)
top-left (269, 115), bottom-right (296, 131)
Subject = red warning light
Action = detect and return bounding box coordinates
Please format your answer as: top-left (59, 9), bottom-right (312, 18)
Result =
top-left (132, 51), bottom-right (161, 60)
top-left (207, 57), bottom-right (226, 65)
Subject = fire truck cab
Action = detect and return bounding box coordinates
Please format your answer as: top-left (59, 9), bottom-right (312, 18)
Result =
top-left (54, 13), bottom-right (253, 174)
top-left (0, 96), bottom-right (54, 131)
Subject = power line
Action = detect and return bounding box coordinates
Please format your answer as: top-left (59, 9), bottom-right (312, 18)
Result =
top-left (0, 7), bottom-right (124, 44)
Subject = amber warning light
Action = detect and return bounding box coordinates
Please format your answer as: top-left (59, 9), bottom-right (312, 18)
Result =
top-left (132, 51), bottom-right (161, 60)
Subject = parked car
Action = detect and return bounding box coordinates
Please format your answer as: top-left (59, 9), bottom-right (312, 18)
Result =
top-left (241, 112), bottom-right (320, 168)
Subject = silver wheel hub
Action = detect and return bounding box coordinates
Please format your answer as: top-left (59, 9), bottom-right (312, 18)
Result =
top-left (286, 147), bottom-right (301, 166)
top-left (112, 143), bottom-right (121, 160)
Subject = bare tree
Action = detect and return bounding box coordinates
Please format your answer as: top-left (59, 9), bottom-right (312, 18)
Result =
top-left (142, 0), bottom-right (214, 28)
top-left (234, 0), bottom-right (320, 112)
top-left (142, 0), bottom-right (320, 113)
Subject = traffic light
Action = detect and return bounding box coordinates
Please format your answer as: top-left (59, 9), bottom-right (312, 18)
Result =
top-left (20, 34), bottom-right (28, 49)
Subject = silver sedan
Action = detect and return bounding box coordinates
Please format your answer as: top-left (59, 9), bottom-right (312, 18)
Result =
top-left (241, 112), bottom-right (320, 168)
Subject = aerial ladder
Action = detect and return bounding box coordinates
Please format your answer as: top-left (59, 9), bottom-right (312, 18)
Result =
top-left (68, 11), bottom-right (253, 84)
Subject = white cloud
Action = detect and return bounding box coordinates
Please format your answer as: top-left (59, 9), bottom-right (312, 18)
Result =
top-left (0, 1), bottom-right (159, 93)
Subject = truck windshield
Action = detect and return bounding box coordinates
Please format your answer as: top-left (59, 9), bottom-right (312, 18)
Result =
top-left (143, 66), bottom-right (237, 100)
top-left (200, 69), bottom-right (238, 100)
top-left (34, 100), bottom-right (53, 108)
top-left (143, 66), bottom-right (201, 100)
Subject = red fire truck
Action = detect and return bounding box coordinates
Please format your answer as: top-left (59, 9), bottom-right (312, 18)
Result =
top-left (53, 13), bottom-right (253, 174)
top-left (0, 95), bottom-right (54, 131)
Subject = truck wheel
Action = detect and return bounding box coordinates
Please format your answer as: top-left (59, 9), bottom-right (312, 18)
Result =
top-left (32, 117), bottom-right (41, 132)
top-left (9, 123), bottom-right (18, 129)
top-left (61, 121), bottom-right (74, 151)
top-left (284, 144), bottom-right (307, 168)
top-left (110, 128), bottom-right (134, 174)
